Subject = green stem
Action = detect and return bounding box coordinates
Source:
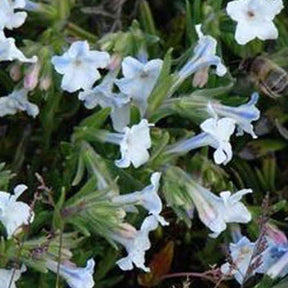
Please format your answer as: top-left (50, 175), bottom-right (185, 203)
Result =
top-left (66, 22), bottom-right (98, 43)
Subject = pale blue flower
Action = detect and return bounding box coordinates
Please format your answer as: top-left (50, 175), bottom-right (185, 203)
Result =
top-left (185, 177), bottom-right (252, 237)
top-left (111, 215), bottom-right (159, 272)
top-left (267, 250), bottom-right (288, 279)
top-left (0, 0), bottom-right (27, 30)
top-left (78, 73), bottom-right (131, 132)
top-left (51, 41), bottom-right (110, 93)
top-left (226, 0), bottom-right (284, 45)
top-left (0, 89), bottom-right (39, 118)
top-left (0, 32), bottom-right (37, 63)
top-left (46, 258), bottom-right (95, 288)
top-left (260, 225), bottom-right (288, 279)
top-left (100, 119), bottom-right (153, 168)
top-left (0, 265), bottom-right (26, 288)
top-left (221, 236), bottom-right (256, 284)
top-left (208, 93), bottom-right (260, 138)
top-left (115, 56), bottom-right (163, 116)
top-left (112, 172), bottom-right (168, 226)
top-left (166, 117), bottom-right (236, 165)
top-left (0, 184), bottom-right (34, 238)
top-left (174, 25), bottom-right (226, 89)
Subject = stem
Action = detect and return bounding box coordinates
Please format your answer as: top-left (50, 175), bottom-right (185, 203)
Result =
top-left (66, 22), bottom-right (98, 43)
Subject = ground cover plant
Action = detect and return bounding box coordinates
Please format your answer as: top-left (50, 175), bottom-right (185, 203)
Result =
top-left (1, 0), bottom-right (288, 287)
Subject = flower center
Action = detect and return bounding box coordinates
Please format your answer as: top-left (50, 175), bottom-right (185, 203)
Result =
top-left (247, 10), bottom-right (255, 18)
top-left (74, 59), bottom-right (82, 66)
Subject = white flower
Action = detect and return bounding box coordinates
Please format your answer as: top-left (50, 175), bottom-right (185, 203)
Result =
top-left (221, 237), bottom-right (256, 284)
top-left (0, 265), bottom-right (26, 288)
top-left (200, 117), bottom-right (236, 164)
top-left (177, 24), bottom-right (227, 82)
top-left (51, 41), bottom-right (110, 93)
top-left (0, 0), bottom-right (27, 30)
top-left (78, 73), bottom-right (131, 132)
top-left (188, 182), bottom-right (252, 237)
top-left (0, 184), bottom-right (34, 238)
top-left (166, 117), bottom-right (236, 165)
top-left (46, 258), bottom-right (95, 288)
top-left (226, 0), bottom-right (284, 45)
top-left (115, 56), bottom-right (163, 116)
top-left (0, 32), bottom-right (37, 63)
top-left (115, 119), bottom-right (153, 168)
top-left (208, 92), bottom-right (260, 138)
top-left (111, 215), bottom-right (159, 272)
top-left (0, 89), bottom-right (39, 118)
top-left (112, 172), bottom-right (168, 226)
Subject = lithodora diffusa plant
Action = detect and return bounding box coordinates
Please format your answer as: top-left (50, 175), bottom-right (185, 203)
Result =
top-left (0, 0), bottom-right (288, 287)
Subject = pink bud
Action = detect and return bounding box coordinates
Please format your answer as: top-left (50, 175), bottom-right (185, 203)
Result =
top-left (108, 54), bottom-right (122, 71)
top-left (24, 63), bottom-right (41, 91)
top-left (117, 223), bottom-right (137, 239)
top-left (10, 64), bottom-right (22, 81)
top-left (39, 76), bottom-right (52, 91)
top-left (265, 223), bottom-right (288, 245)
top-left (192, 67), bottom-right (209, 88)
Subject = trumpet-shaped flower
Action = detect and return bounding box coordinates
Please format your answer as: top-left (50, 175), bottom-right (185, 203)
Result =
top-left (46, 258), bottom-right (95, 288)
top-left (0, 32), bottom-right (37, 63)
top-left (175, 24), bottom-right (227, 89)
top-left (114, 119), bottom-right (153, 168)
top-left (208, 93), bottom-right (260, 138)
top-left (112, 172), bottom-right (168, 226)
top-left (226, 0), bottom-right (284, 45)
top-left (0, 0), bottom-right (27, 30)
top-left (111, 215), bottom-right (159, 272)
top-left (51, 41), bottom-right (110, 93)
top-left (0, 89), bottom-right (39, 118)
top-left (0, 265), bottom-right (26, 288)
top-left (79, 73), bottom-right (131, 132)
top-left (0, 185), bottom-right (34, 238)
top-left (166, 117), bottom-right (236, 165)
top-left (187, 180), bottom-right (252, 237)
top-left (115, 56), bottom-right (163, 116)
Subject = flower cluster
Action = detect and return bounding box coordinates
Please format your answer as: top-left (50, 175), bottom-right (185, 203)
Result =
top-left (0, 0), bottom-right (38, 118)
top-left (0, 0), bottom-right (286, 287)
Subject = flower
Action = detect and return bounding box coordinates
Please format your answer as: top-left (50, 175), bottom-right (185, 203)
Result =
top-left (112, 172), bottom-right (168, 226)
top-left (221, 236), bottom-right (256, 284)
top-left (45, 258), bottom-right (95, 288)
top-left (0, 184), bottom-right (34, 238)
top-left (0, 32), bottom-right (37, 63)
top-left (0, 89), bottom-right (39, 118)
top-left (0, 0), bottom-right (27, 30)
top-left (78, 73), bottom-right (131, 132)
top-left (201, 117), bottom-right (236, 164)
top-left (115, 119), bottom-right (153, 168)
top-left (166, 117), bottom-right (236, 165)
top-left (176, 25), bottom-right (227, 85)
top-left (226, 0), bottom-right (284, 45)
top-left (260, 224), bottom-right (288, 279)
top-left (115, 56), bottom-right (163, 116)
top-left (111, 215), bottom-right (159, 272)
top-left (267, 251), bottom-right (288, 279)
top-left (221, 226), bottom-right (288, 283)
top-left (208, 92), bottom-right (260, 138)
top-left (186, 180), bottom-right (252, 237)
top-left (51, 41), bottom-right (110, 93)
top-left (0, 265), bottom-right (26, 288)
